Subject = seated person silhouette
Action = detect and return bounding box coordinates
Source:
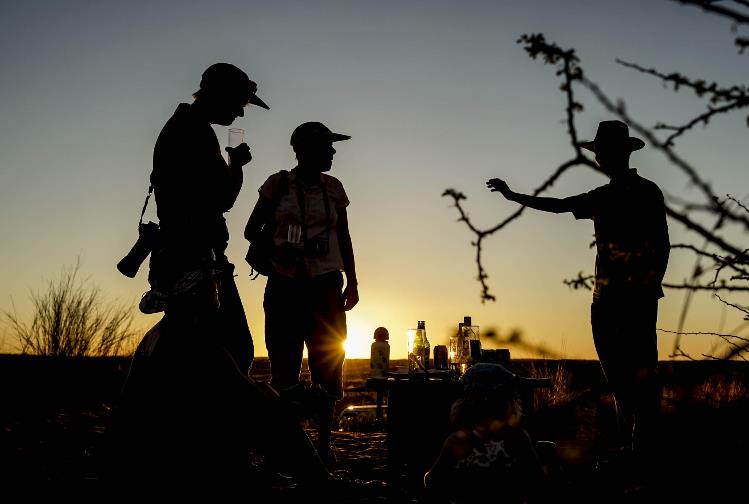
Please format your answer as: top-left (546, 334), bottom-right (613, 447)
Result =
top-left (424, 363), bottom-right (548, 504)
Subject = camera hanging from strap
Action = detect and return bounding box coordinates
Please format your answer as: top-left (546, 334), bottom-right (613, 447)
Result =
top-left (116, 185), bottom-right (160, 278)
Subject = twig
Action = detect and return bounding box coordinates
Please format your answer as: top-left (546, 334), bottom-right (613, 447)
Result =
top-left (673, 0), bottom-right (749, 23)
top-left (663, 282), bottom-right (749, 291)
top-left (657, 328), bottom-right (749, 343)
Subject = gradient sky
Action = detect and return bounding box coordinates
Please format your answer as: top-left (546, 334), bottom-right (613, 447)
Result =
top-left (1, 0), bottom-right (747, 359)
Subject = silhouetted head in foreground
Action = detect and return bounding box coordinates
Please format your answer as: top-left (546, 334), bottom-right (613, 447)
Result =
top-left (192, 62), bottom-right (269, 126)
top-left (579, 120), bottom-right (644, 178)
top-left (291, 121), bottom-right (351, 175)
top-left (451, 363), bottom-right (523, 432)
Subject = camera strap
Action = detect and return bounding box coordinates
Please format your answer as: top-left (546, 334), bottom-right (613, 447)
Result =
top-left (138, 184), bottom-right (154, 227)
top-left (294, 176), bottom-right (331, 246)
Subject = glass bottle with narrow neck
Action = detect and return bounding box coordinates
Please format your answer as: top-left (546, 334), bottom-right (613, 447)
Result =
top-left (417, 320), bottom-right (430, 371)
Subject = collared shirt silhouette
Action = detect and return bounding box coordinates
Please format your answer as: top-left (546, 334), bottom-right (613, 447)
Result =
top-left (245, 121), bottom-right (358, 467)
top-left (487, 120), bottom-right (669, 461)
top-left (259, 168), bottom-right (350, 278)
top-left (566, 167), bottom-right (669, 300)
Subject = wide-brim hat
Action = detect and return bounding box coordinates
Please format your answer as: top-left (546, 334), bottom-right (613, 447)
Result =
top-left (579, 120), bottom-right (644, 153)
top-left (198, 62), bottom-right (269, 110)
top-left (290, 121), bottom-right (351, 146)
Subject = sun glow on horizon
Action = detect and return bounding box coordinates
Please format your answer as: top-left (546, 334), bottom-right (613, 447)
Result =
top-left (344, 315), bottom-right (374, 359)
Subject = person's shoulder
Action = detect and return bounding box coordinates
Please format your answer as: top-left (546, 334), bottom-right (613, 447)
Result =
top-left (321, 173), bottom-right (349, 206)
top-left (321, 173), bottom-right (345, 189)
top-left (443, 430), bottom-right (473, 459)
top-left (156, 104), bottom-right (193, 142)
top-left (259, 170), bottom-right (290, 196)
top-left (632, 171), bottom-right (665, 199)
top-left (264, 170), bottom-right (289, 184)
top-left (162, 103), bottom-right (192, 129)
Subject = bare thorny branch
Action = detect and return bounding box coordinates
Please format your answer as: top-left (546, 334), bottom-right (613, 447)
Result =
top-left (673, 1), bottom-right (749, 52)
top-left (443, 34), bottom-right (597, 302)
top-left (445, 17), bottom-right (749, 358)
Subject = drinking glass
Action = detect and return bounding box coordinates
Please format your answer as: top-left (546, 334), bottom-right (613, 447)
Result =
top-left (228, 128), bottom-right (245, 148)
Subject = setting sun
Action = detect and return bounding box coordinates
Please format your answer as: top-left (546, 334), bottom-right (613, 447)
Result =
top-left (344, 316), bottom-right (375, 358)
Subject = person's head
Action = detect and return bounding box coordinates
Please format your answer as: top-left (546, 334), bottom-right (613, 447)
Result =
top-left (193, 63), bottom-right (269, 126)
top-left (579, 120), bottom-right (644, 175)
top-left (290, 122), bottom-right (350, 173)
top-left (450, 389), bottom-right (522, 433)
top-left (451, 363), bottom-right (524, 432)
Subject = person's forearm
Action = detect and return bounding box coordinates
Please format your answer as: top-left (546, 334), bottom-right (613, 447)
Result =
top-left (337, 209), bottom-right (357, 285)
top-left (508, 192), bottom-right (570, 214)
top-left (244, 198), bottom-right (270, 242)
top-left (222, 164), bottom-right (243, 211)
top-left (340, 234), bottom-right (357, 286)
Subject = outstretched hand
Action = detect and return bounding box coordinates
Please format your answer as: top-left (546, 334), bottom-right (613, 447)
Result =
top-left (226, 143), bottom-right (252, 168)
top-left (486, 178), bottom-right (514, 199)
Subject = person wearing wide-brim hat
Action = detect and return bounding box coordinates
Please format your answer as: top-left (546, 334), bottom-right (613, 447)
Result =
top-left (244, 121), bottom-right (358, 467)
top-left (486, 120), bottom-right (670, 464)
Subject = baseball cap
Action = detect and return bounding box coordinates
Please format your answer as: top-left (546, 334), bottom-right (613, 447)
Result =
top-left (290, 122), bottom-right (351, 147)
top-left (198, 63), bottom-right (269, 110)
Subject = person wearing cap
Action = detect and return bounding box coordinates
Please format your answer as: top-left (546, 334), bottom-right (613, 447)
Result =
top-left (148, 62), bottom-right (269, 374)
top-left (244, 121), bottom-right (358, 465)
top-left (486, 120), bottom-right (669, 460)
top-left (424, 363), bottom-right (546, 504)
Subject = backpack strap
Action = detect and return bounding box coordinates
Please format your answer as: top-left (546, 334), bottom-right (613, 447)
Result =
top-left (247, 171), bottom-right (289, 279)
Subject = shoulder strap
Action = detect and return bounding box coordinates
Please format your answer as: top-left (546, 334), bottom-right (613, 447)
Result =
top-left (272, 170), bottom-right (290, 208)
top-left (139, 185), bottom-right (154, 226)
top-left (294, 175), bottom-right (332, 244)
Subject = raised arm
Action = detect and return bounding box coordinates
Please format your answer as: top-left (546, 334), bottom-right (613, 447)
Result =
top-left (487, 178), bottom-right (576, 214)
top-left (221, 144), bottom-right (252, 211)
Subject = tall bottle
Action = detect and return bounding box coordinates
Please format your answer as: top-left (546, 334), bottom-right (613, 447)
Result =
top-left (408, 326), bottom-right (424, 373)
top-left (449, 322), bottom-right (464, 374)
top-left (370, 327), bottom-right (390, 378)
top-left (418, 320), bottom-right (430, 371)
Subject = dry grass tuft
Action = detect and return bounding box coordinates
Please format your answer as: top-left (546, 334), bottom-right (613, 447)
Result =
top-left (3, 262), bottom-right (137, 357)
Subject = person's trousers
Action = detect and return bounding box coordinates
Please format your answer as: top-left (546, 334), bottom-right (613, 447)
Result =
top-left (264, 271), bottom-right (347, 399)
top-left (216, 266), bottom-right (254, 375)
top-left (591, 297), bottom-right (660, 455)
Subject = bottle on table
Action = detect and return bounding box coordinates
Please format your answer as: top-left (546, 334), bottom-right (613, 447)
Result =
top-left (370, 327), bottom-right (390, 378)
top-left (408, 320), bottom-right (430, 373)
top-left (463, 316), bottom-right (482, 365)
top-left (449, 322), bottom-right (467, 375)
top-left (418, 320), bottom-right (430, 371)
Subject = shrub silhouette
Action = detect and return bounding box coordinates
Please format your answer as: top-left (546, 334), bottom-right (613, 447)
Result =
top-left (3, 261), bottom-right (137, 356)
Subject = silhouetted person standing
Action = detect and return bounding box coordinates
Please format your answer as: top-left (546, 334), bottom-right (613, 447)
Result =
top-left (147, 62), bottom-right (264, 374)
top-left (245, 122), bottom-right (358, 466)
top-left (487, 120), bottom-right (669, 460)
